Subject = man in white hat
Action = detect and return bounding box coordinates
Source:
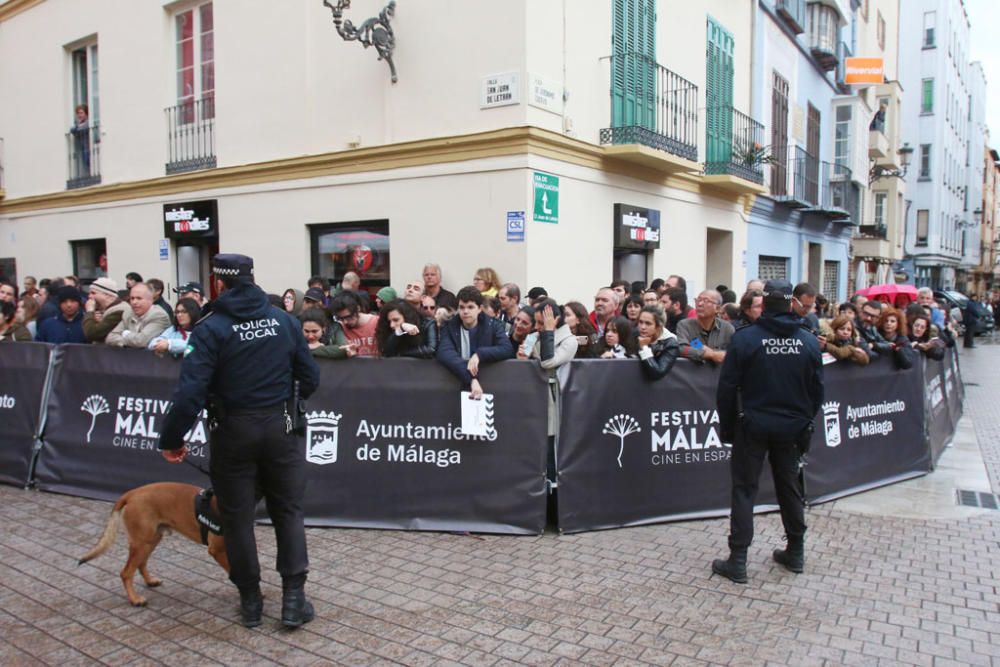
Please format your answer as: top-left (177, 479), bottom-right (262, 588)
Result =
top-left (83, 277), bottom-right (132, 344)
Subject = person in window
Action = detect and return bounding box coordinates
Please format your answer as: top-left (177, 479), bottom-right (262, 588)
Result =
top-left (436, 286), bottom-right (514, 399)
top-left (906, 312), bottom-right (946, 360)
top-left (562, 301), bottom-right (599, 359)
top-left (149, 299), bottom-right (202, 357)
top-left (636, 305), bottom-right (680, 380)
top-left (817, 315), bottom-right (870, 366)
top-left (869, 101), bottom-right (887, 133)
top-left (596, 316), bottom-right (638, 359)
top-left (70, 103), bottom-right (91, 176)
top-left (876, 306), bottom-right (915, 369)
top-left (376, 299), bottom-right (438, 359)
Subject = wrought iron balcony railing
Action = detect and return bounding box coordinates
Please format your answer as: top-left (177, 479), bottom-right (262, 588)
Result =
top-left (704, 105), bottom-right (764, 184)
top-left (857, 223), bottom-right (888, 239)
top-left (600, 53), bottom-right (699, 162)
top-left (66, 123), bottom-right (101, 189)
top-left (819, 161), bottom-right (858, 222)
top-left (773, 145), bottom-right (820, 207)
top-left (165, 96), bottom-right (217, 175)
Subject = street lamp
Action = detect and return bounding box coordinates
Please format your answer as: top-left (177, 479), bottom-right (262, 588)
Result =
top-left (321, 0), bottom-right (398, 83)
top-left (869, 142), bottom-right (913, 184)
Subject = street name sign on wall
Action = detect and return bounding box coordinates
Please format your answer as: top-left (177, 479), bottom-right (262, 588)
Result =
top-left (533, 172), bottom-right (559, 223)
top-left (481, 72), bottom-right (520, 109)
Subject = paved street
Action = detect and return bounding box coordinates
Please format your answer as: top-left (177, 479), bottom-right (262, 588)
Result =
top-left (2, 347), bottom-right (1000, 666)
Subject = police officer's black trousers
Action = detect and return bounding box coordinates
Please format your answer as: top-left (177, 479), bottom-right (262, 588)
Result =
top-left (728, 431), bottom-right (805, 550)
top-left (210, 411), bottom-right (309, 592)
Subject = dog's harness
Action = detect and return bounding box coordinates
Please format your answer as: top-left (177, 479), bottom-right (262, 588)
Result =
top-left (194, 489), bottom-right (224, 545)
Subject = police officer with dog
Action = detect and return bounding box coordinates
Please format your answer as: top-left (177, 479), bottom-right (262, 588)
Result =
top-left (712, 279), bottom-right (824, 584)
top-left (158, 254), bottom-right (320, 628)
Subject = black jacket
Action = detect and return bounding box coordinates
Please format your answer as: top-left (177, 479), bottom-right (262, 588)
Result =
top-left (717, 311), bottom-right (824, 441)
top-left (436, 312), bottom-right (514, 387)
top-left (158, 283), bottom-right (320, 450)
top-left (383, 316), bottom-right (439, 359)
top-left (639, 333), bottom-right (680, 380)
top-left (882, 333), bottom-right (915, 369)
top-left (858, 323), bottom-right (893, 357)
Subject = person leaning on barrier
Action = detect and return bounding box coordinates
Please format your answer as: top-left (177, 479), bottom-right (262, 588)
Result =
top-left (907, 312), bottom-right (946, 360)
top-left (509, 305), bottom-right (536, 355)
top-left (676, 290), bottom-right (734, 365)
top-left (158, 253), bottom-right (320, 629)
top-left (376, 299), bottom-right (438, 359)
top-left (817, 315), bottom-right (870, 366)
top-left (148, 298), bottom-right (201, 357)
top-left (106, 283), bottom-right (171, 348)
top-left (436, 285), bottom-right (514, 399)
top-left (35, 285), bottom-right (86, 344)
top-left (712, 279), bottom-right (823, 584)
top-left (857, 300), bottom-right (892, 358)
top-left (876, 307), bottom-right (915, 370)
top-left (636, 305), bottom-right (680, 380)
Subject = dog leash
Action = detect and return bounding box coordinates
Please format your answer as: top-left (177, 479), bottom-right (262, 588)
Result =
top-left (183, 458), bottom-right (211, 478)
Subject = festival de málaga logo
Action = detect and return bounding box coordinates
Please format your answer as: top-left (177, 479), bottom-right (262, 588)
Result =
top-left (81, 395), bottom-right (110, 443)
top-left (602, 414), bottom-right (641, 468)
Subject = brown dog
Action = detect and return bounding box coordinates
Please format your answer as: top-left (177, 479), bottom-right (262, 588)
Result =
top-left (78, 482), bottom-right (230, 606)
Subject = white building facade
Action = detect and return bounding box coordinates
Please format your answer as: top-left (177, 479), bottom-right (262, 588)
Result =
top-left (0, 0), bottom-right (769, 303)
top-left (899, 0), bottom-right (978, 290)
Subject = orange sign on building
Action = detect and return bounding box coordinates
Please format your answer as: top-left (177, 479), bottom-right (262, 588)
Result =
top-left (844, 58), bottom-right (885, 85)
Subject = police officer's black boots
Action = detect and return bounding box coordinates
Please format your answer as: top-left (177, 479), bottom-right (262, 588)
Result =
top-left (772, 536), bottom-right (805, 573)
top-left (711, 548), bottom-right (748, 584)
top-left (238, 586), bottom-right (263, 628)
top-left (281, 580), bottom-right (315, 628)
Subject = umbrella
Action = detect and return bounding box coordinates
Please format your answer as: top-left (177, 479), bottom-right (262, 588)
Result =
top-left (864, 283), bottom-right (918, 299)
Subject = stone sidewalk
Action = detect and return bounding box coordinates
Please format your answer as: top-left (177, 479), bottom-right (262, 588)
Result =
top-left (2, 350), bottom-right (1000, 666)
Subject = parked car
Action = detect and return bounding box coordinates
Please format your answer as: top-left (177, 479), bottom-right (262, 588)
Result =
top-left (934, 290), bottom-right (995, 335)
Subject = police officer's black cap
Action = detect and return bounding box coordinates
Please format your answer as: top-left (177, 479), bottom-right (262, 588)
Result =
top-left (212, 254), bottom-right (254, 280)
top-left (303, 287), bottom-right (325, 303)
top-left (762, 280), bottom-right (793, 300)
top-left (174, 281), bottom-right (204, 295)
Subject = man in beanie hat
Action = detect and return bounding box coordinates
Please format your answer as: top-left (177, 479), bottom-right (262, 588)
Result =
top-left (36, 285), bottom-right (86, 344)
top-left (158, 253), bottom-right (320, 629)
top-left (374, 286), bottom-right (397, 312)
top-left (711, 279), bottom-right (824, 584)
top-left (83, 277), bottom-right (132, 343)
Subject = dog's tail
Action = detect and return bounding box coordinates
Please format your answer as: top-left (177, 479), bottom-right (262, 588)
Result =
top-left (77, 495), bottom-right (127, 566)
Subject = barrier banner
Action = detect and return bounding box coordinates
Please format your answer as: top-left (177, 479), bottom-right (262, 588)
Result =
top-left (34, 345), bottom-right (211, 500)
top-left (924, 355), bottom-right (953, 463)
top-left (805, 356), bottom-right (929, 502)
top-left (556, 360), bottom-right (776, 534)
top-left (945, 347), bottom-right (964, 432)
top-left (557, 357), bottom-right (930, 533)
top-left (0, 342), bottom-right (52, 487)
top-left (298, 358), bottom-right (549, 534)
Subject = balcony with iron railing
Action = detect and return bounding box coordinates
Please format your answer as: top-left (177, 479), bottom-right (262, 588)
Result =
top-left (66, 124), bottom-right (101, 189)
top-left (703, 106), bottom-right (765, 186)
top-left (775, 0), bottom-right (806, 34)
top-left (807, 2), bottom-right (840, 70)
top-left (600, 53), bottom-right (699, 169)
top-left (165, 96), bottom-right (216, 175)
top-left (815, 161), bottom-right (858, 223)
top-left (772, 145), bottom-right (820, 208)
top-left (857, 223), bottom-right (888, 239)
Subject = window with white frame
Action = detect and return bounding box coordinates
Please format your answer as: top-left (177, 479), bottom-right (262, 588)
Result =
top-left (923, 12), bottom-right (935, 47)
top-left (920, 144), bottom-right (931, 179)
top-left (873, 192), bottom-right (886, 227)
top-left (834, 105), bottom-right (851, 168)
top-left (71, 43), bottom-right (100, 126)
top-left (175, 3), bottom-right (214, 119)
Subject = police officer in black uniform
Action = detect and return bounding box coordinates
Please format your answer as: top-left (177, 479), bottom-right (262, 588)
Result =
top-left (712, 279), bottom-right (823, 584)
top-left (158, 254), bottom-right (320, 628)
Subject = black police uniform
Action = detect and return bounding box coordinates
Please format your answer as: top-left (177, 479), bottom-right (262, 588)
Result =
top-left (158, 254), bottom-right (320, 625)
top-left (713, 283), bottom-right (823, 582)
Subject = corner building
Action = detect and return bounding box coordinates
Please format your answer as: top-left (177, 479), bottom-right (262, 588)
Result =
top-left (0, 0), bottom-right (769, 301)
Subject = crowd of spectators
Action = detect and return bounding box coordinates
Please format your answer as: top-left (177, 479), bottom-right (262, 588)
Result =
top-left (0, 266), bottom-right (983, 384)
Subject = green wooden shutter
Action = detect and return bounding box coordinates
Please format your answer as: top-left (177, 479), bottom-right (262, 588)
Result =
top-left (611, 0), bottom-right (656, 131)
top-left (706, 17), bottom-right (734, 168)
